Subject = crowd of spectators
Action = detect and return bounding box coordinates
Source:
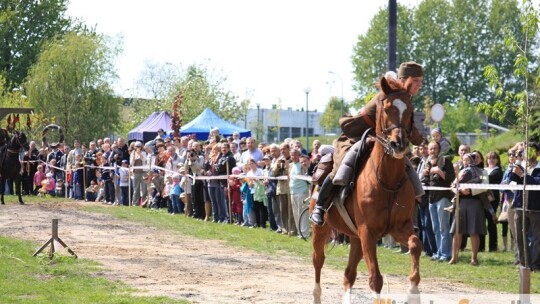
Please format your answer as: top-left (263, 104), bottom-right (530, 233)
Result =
top-left (5, 126), bottom-right (539, 271)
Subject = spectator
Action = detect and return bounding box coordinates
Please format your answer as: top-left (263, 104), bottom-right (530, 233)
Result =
top-left (292, 152), bottom-right (311, 237)
top-left (179, 166), bottom-right (192, 216)
top-left (130, 141), bottom-right (147, 207)
top-left (85, 180), bottom-right (100, 202)
top-left (170, 174), bottom-right (182, 214)
top-left (118, 160), bottom-right (130, 206)
top-left (420, 141), bottom-right (455, 262)
top-left (417, 140), bottom-right (437, 258)
top-left (271, 142), bottom-right (294, 235)
top-left (484, 151), bottom-right (503, 252)
top-left (33, 164), bottom-right (46, 195)
top-left (501, 147), bottom-right (519, 260)
top-left (430, 127), bottom-right (452, 157)
top-left (246, 158), bottom-right (267, 228)
top-left (238, 137), bottom-right (263, 168)
top-left (229, 167), bottom-right (243, 224)
top-left (509, 143), bottom-right (540, 272)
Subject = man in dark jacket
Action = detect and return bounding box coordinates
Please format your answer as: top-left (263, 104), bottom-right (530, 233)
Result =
top-left (510, 144), bottom-right (540, 272)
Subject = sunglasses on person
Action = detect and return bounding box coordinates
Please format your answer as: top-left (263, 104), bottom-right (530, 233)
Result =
top-left (508, 152), bottom-right (516, 157)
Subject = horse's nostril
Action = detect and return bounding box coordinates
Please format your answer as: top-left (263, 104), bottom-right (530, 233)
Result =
top-left (390, 141), bottom-right (399, 149)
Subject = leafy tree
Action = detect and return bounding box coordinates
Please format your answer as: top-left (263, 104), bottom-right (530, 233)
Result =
top-left (0, 0), bottom-right (71, 88)
top-left (351, 0), bottom-right (531, 126)
top-left (440, 97), bottom-right (483, 133)
top-left (482, 0), bottom-right (539, 271)
top-left (351, 5), bottom-right (415, 100)
top-left (24, 32), bottom-right (122, 144)
top-left (132, 62), bottom-right (248, 135)
top-left (320, 96), bottom-right (349, 130)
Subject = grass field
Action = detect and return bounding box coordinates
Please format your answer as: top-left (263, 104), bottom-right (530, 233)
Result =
top-left (0, 197), bottom-right (538, 303)
top-left (0, 235), bottom-right (188, 304)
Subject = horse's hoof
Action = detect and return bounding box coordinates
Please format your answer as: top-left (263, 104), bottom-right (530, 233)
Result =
top-left (19, 202), bottom-right (25, 205)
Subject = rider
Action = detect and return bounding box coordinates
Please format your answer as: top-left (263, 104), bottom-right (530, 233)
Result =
top-left (310, 61), bottom-right (426, 226)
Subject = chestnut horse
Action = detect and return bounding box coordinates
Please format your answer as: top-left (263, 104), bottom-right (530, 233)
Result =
top-left (311, 77), bottom-right (421, 304)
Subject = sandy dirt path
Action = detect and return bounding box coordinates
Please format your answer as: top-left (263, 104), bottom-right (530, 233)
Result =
top-left (0, 202), bottom-right (491, 303)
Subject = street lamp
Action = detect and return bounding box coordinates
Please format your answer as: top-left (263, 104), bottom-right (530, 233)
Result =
top-left (329, 71), bottom-right (344, 117)
top-left (304, 86), bottom-right (311, 149)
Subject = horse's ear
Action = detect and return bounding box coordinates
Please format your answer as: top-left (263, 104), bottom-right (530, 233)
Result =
top-left (380, 76), bottom-right (392, 95)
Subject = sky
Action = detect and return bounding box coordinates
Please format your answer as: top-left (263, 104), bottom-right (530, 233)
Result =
top-left (67, 0), bottom-right (421, 113)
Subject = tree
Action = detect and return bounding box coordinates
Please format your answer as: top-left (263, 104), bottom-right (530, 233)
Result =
top-left (24, 32), bottom-right (122, 144)
top-left (131, 61), bottom-right (248, 133)
top-left (351, 5), bottom-right (415, 101)
top-left (320, 96), bottom-right (348, 130)
top-left (439, 96), bottom-right (483, 133)
top-left (0, 0), bottom-right (71, 88)
top-left (482, 0), bottom-right (539, 276)
top-left (351, 0), bottom-right (531, 125)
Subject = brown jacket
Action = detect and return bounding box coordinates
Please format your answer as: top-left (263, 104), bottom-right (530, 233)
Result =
top-left (330, 93), bottom-right (423, 178)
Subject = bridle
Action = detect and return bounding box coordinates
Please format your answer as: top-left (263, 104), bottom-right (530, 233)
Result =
top-left (372, 91), bottom-right (412, 195)
top-left (374, 92), bottom-right (413, 156)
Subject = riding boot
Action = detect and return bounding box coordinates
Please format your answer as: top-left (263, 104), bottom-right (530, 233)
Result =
top-left (310, 175), bottom-right (335, 226)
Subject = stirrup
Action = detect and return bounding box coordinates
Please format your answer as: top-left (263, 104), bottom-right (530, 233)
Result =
top-left (310, 206), bottom-right (326, 226)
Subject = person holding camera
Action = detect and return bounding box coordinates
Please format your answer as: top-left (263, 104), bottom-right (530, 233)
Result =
top-left (421, 141), bottom-right (455, 263)
top-left (271, 142), bottom-right (295, 235)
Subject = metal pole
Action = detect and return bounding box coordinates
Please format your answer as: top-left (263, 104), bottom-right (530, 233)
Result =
top-left (305, 91), bottom-right (310, 149)
top-left (388, 0), bottom-right (397, 72)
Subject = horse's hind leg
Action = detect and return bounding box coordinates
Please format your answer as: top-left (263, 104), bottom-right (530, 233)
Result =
top-left (343, 237), bottom-right (362, 304)
top-left (0, 177), bottom-right (4, 205)
top-left (312, 223), bottom-right (330, 304)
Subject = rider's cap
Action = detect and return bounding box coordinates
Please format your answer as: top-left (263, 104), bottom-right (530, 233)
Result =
top-left (398, 61), bottom-right (423, 78)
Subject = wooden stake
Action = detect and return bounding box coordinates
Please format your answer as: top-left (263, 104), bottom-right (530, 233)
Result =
top-left (33, 219), bottom-right (77, 259)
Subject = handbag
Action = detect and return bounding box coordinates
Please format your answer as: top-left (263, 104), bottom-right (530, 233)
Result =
top-left (498, 200), bottom-right (509, 222)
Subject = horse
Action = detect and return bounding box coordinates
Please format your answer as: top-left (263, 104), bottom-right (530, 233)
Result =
top-left (311, 76), bottom-right (421, 304)
top-left (0, 131), bottom-right (29, 205)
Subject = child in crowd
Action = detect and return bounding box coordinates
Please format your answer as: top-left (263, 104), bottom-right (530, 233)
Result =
top-left (229, 167), bottom-right (243, 224)
top-left (118, 160), bottom-right (130, 206)
top-left (150, 169), bottom-right (164, 209)
top-left (72, 162), bottom-right (84, 200)
top-left (240, 164), bottom-right (253, 227)
top-left (179, 166), bottom-right (192, 216)
top-left (163, 175), bottom-right (172, 213)
top-left (46, 173), bottom-right (56, 197)
top-left (85, 180), bottom-right (100, 202)
top-left (55, 179), bottom-right (65, 197)
top-left (170, 174), bottom-right (182, 214)
top-left (34, 164), bottom-right (46, 195)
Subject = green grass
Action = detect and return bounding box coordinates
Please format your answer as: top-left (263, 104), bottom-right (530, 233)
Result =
top-left (0, 235), bottom-right (188, 304)
top-left (79, 203), bottom-right (539, 294)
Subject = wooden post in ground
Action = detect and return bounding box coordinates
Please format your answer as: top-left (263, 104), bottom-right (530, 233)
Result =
top-left (32, 219), bottom-right (77, 259)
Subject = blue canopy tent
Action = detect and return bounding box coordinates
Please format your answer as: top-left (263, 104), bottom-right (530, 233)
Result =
top-left (128, 111), bottom-right (172, 143)
top-left (181, 108), bottom-right (251, 140)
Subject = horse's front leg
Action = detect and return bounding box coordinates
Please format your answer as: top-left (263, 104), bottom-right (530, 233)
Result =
top-left (311, 223), bottom-right (330, 304)
top-left (16, 175), bottom-right (24, 205)
top-left (359, 227), bottom-right (383, 295)
top-left (342, 236), bottom-right (362, 304)
top-left (391, 223), bottom-right (421, 296)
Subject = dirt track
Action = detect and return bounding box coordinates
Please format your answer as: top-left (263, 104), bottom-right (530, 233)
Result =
top-left (0, 202), bottom-right (491, 303)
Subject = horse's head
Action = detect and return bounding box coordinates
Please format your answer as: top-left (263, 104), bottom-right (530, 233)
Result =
top-left (375, 76), bottom-right (414, 159)
top-left (9, 131), bottom-right (29, 151)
